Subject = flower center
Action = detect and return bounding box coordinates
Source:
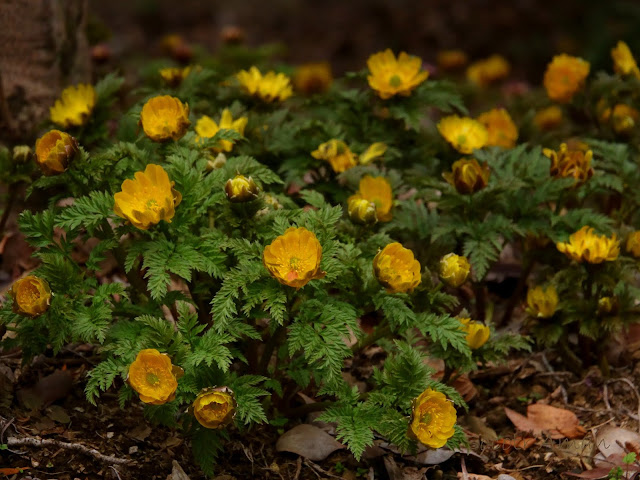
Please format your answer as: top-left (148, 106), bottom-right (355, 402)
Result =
top-left (389, 75), bottom-right (403, 88)
top-left (420, 412), bottom-right (433, 425)
top-left (146, 199), bottom-right (160, 212)
top-left (146, 372), bottom-right (160, 385)
top-left (456, 134), bottom-right (467, 146)
top-left (17, 283), bottom-right (40, 305)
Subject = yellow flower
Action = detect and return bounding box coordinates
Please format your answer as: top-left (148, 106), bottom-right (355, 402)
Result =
top-left (466, 55), bottom-right (510, 87)
top-left (600, 104), bottom-right (639, 134)
top-left (359, 142), bottom-right (388, 165)
top-left (224, 174), bottom-right (259, 203)
top-left (140, 95), bottom-right (191, 142)
top-left (350, 175), bottom-right (393, 222)
top-left (293, 62), bottom-right (333, 95)
top-left (311, 139), bottom-right (357, 173)
top-left (34, 130), bottom-right (79, 176)
top-left (477, 108), bottom-right (518, 149)
top-left (626, 231), bottom-right (640, 257)
top-left (347, 197), bottom-right (378, 225)
top-left (409, 388), bottom-right (457, 449)
top-left (373, 243), bottom-right (421, 293)
top-left (193, 387), bottom-right (237, 429)
top-left (611, 41), bottom-right (640, 78)
top-left (439, 253), bottom-right (471, 288)
top-left (437, 50), bottom-right (468, 71)
top-left (159, 66), bottom-right (193, 87)
top-left (526, 285), bottom-right (558, 318)
top-left (543, 54), bottom-right (590, 103)
top-left (437, 115), bottom-right (488, 154)
top-left (127, 349), bottom-right (183, 405)
top-left (534, 106), bottom-right (563, 131)
top-left (366, 49), bottom-right (429, 99)
top-left (556, 226), bottom-right (620, 264)
top-left (236, 66), bottom-right (293, 102)
top-left (597, 296), bottom-right (618, 316)
top-left (9, 276), bottom-right (52, 317)
top-left (50, 84), bottom-right (97, 128)
top-left (263, 227), bottom-right (325, 289)
top-left (459, 318), bottom-right (490, 349)
top-left (543, 143), bottom-right (593, 185)
top-left (195, 109), bottom-right (248, 152)
top-left (443, 158), bottom-right (490, 194)
top-left (113, 164), bottom-right (182, 230)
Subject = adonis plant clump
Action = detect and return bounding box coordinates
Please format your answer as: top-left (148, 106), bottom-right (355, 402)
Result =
top-left (3, 32), bottom-right (640, 477)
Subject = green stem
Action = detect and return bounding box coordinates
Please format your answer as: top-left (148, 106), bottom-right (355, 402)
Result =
top-left (351, 321), bottom-right (392, 354)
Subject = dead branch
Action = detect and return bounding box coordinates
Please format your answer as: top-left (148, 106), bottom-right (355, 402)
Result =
top-left (6, 436), bottom-right (131, 465)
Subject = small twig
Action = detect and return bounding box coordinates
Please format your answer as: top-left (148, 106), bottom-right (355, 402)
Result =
top-left (0, 416), bottom-right (14, 443)
top-left (304, 460), bottom-right (343, 479)
top-left (293, 457), bottom-right (302, 480)
top-left (604, 377), bottom-right (640, 432)
top-left (6, 436), bottom-right (131, 465)
top-left (110, 465), bottom-right (123, 480)
top-left (460, 456), bottom-right (470, 480)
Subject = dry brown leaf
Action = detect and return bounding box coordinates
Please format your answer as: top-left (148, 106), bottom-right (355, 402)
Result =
top-left (275, 424), bottom-right (345, 461)
top-left (505, 403), bottom-right (586, 439)
top-left (495, 437), bottom-right (536, 453)
top-left (595, 426), bottom-right (640, 458)
top-left (453, 374), bottom-right (478, 402)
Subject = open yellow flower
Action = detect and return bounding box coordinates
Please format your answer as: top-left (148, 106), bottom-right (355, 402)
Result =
top-left (626, 231), bottom-right (640, 258)
top-left (128, 349), bottom-right (183, 405)
top-left (159, 66), bottom-right (193, 87)
top-left (437, 115), bottom-right (488, 154)
top-left (293, 62), bottom-right (333, 95)
top-left (543, 143), bottom-right (593, 185)
top-left (443, 158), bottom-right (490, 194)
top-left (556, 226), bottom-right (620, 264)
top-left (236, 66), bottom-right (293, 102)
top-left (534, 106), bottom-right (563, 131)
top-left (611, 41), bottom-right (640, 78)
top-left (9, 276), bottom-right (52, 317)
top-left (349, 176), bottom-right (393, 222)
top-left (367, 49), bottom-right (428, 99)
top-left (263, 227), bottom-right (325, 289)
top-left (193, 387), bottom-right (237, 429)
top-left (526, 285), bottom-right (558, 318)
top-left (477, 108), bottom-right (518, 149)
top-left (600, 104), bottom-right (639, 134)
top-left (140, 95), bottom-right (190, 142)
top-left (437, 50), bottom-right (468, 71)
top-left (409, 388), bottom-right (457, 449)
top-left (459, 318), bottom-right (490, 349)
top-left (311, 139), bottom-right (357, 173)
top-left (466, 55), bottom-right (510, 87)
top-left (50, 84), bottom-right (96, 128)
top-left (195, 109), bottom-right (248, 152)
top-left (543, 54), bottom-right (590, 103)
top-left (34, 130), bottom-right (79, 176)
top-left (373, 243), bottom-right (421, 293)
top-left (114, 164), bottom-right (182, 230)
top-left (439, 253), bottom-right (471, 288)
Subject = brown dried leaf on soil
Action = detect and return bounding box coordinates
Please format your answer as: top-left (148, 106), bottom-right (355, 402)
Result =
top-left (275, 424), bottom-right (345, 461)
top-left (505, 403), bottom-right (587, 439)
top-left (595, 426), bottom-right (640, 458)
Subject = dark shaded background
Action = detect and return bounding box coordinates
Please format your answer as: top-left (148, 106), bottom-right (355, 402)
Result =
top-left (92, 0), bottom-right (640, 79)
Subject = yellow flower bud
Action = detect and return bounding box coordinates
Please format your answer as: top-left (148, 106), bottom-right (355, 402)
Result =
top-left (224, 174), bottom-right (259, 203)
top-left (192, 386), bottom-right (237, 429)
top-left (373, 243), bottom-right (421, 294)
top-left (534, 106), bottom-right (563, 131)
top-left (526, 285), bottom-right (558, 318)
top-left (34, 130), bottom-right (79, 176)
top-left (439, 253), bottom-right (471, 287)
top-left (443, 158), bottom-right (490, 194)
top-left (543, 143), bottom-right (593, 186)
top-left (597, 296), bottom-right (618, 316)
top-left (9, 275), bottom-right (52, 317)
top-left (626, 231), bottom-right (640, 258)
top-left (12, 145), bottom-right (32, 164)
top-left (459, 318), bottom-right (490, 349)
top-left (409, 388), bottom-right (457, 448)
top-left (347, 197), bottom-right (377, 225)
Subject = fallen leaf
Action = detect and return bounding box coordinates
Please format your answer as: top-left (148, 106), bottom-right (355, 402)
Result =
top-left (128, 424), bottom-right (152, 442)
top-left (0, 467), bottom-right (30, 475)
top-left (505, 404), bottom-right (586, 439)
top-left (384, 457), bottom-right (427, 480)
top-left (495, 437), bottom-right (536, 453)
top-left (595, 426), bottom-right (640, 458)
top-left (167, 460), bottom-right (190, 480)
top-left (457, 473), bottom-right (493, 480)
top-left (413, 447), bottom-right (455, 464)
top-left (453, 374), bottom-right (478, 402)
top-left (275, 424), bottom-right (344, 461)
top-left (46, 405), bottom-right (71, 424)
top-left (466, 415), bottom-right (498, 441)
top-left (17, 369), bottom-right (73, 410)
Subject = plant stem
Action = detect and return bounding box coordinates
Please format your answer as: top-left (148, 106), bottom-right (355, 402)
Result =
top-left (499, 256), bottom-right (534, 326)
top-left (0, 183), bottom-right (18, 238)
top-left (258, 324), bottom-right (287, 375)
top-left (351, 321), bottom-right (392, 354)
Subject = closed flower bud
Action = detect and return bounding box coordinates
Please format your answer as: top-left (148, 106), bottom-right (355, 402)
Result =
top-left (626, 231), bottom-right (640, 258)
top-left (443, 158), bottom-right (490, 194)
top-left (439, 253), bottom-right (471, 287)
top-left (220, 25), bottom-right (245, 45)
top-left (225, 174), bottom-right (259, 202)
top-left (526, 285), bottom-right (558, 318)
top-left (12, 145), bottom-right (32, 164)
top-left (192, 386), bottom-right (237, 429)
top-left (34, 130), bottom-right (79, 176)
top-left (348, 197), bottom-right (377, 225)
top-left (409, 388), bottom-right (457, 448)
top-left (9, 275), bottom-right (52, 317)
top-left (373, 243), bottom-right (421, 293)
top-left (459, 318), bottom-right (490, 349)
